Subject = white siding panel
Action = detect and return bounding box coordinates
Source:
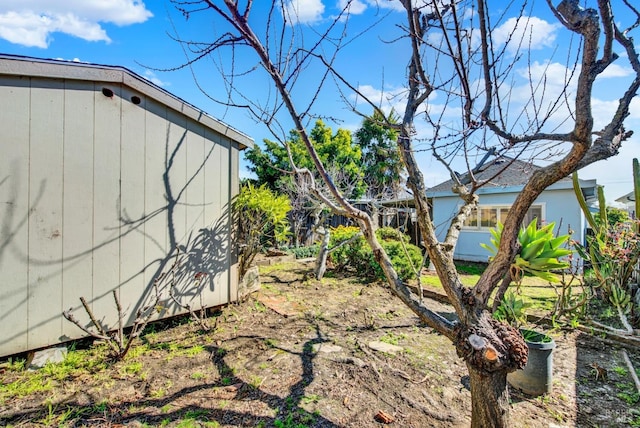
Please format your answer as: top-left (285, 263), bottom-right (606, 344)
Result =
top-left (27, 79), bottom-right (65, 348)
top-left (143, 100), bottom-right (169, 294)
top-left (207, 133), bottom-right (231, 305)
top-left (166, 110), bottom-right (188, 249)
top-left (185, 122), bottom-right (205, 240)
top-left (0, 77), bottom-right (31, 354)
top-left (182, 121), bottom-right (207, 309)
top-left (60, 81), bottom-right (95, 340)
top-left (92, 83), bottom-right (122, 326)
top-left (228, 140), bottom-right (239, 302)
top-left (119, 87), bottom-right (148, 324)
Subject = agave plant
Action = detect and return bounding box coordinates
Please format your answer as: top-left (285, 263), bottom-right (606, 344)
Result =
top-left (482, 219), bottom-right (572, 285)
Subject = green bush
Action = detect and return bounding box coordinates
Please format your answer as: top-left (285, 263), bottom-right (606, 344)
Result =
top-left (232, 183), bottom-right (291, 277)
top-left (328, 225), bottom-right (423, 281)
top-left (286, 244), bottom-right (320, 259)
top-left (328, 226), bottom-right (367, 273)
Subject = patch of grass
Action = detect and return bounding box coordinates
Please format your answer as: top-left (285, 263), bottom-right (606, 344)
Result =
top-left (301, 394), bottom-right (320, 404)
top-left (93, 399), bottom-right (109, 413)
top-left (4, 357), bottom-right (27, 371)
top-left (0, 371), bottom-right (53, 402)
top-left (377, 310), bottom-right (400, 320)
top-left (253, 300), bottom-right (267, 312)
top-left (184, 344), bottom-right (205, 357)
top-left (176, 419), bottom-right (199, 428)
top-left (119, 361), bottom-right (143, 376)
top-left (151, 388), bottom-right (167, 398)
top-left (455, 261), bottom-right (487, 275)
top-left (258, 262), bottom-right (297, 275)
top-left (191, 371), bottom-right (206, 380)
top-left (613, 366), bottom-right (628, 376)
top-left (616, 381), bottom-right (640, 404)
top-left (39, 400), bottom-right (65, 426)
top-left (126, 343), bottom-right (150, 359)
top-left (249, 375), bottom-right (265, 389)
top-left (184, 409), bottom-right (210, 419)
top-left (380, 332), bottom-right (406, 346)
top-left (422, 268), bottom-right (559, 313)
top-left (39, 349), bottom-right (105, 381)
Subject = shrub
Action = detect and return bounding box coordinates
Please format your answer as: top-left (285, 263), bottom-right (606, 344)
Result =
top-left (286, 244), bottom-right (320, 259)
top-left (232, 183), bottom-right (291, 277)
top-left (328, 225), bottom-right (423, 281)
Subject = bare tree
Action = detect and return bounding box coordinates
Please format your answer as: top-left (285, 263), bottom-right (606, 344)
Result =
top-left (168, 0), bottom-right (640, 426)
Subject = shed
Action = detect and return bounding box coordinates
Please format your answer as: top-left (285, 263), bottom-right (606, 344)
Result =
top-left (427, 157), bottom-right (598, 263)
top-left (0, 54), bottom-right (253, 358)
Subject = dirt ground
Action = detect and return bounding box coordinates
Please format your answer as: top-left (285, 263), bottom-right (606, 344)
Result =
top-left (2, 259), bottom-right (640, 427)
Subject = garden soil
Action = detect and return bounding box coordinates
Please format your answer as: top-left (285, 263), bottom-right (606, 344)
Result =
top-left (1, 259), bottom-right (640, 427)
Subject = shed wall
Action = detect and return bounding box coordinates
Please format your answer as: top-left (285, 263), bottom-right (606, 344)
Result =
top-left (0, 75), bottom-right (239, 357)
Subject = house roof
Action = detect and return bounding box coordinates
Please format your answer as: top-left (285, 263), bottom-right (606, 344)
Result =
top-left (615, 191), bottom-right (636, 204)
top-left (427, 156), bottom-right (596, 197)
top-left (0, 54), bottom-right (253, 149)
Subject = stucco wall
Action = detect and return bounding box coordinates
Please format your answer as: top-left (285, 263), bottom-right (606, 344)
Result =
top-left (0, 64), bottom-right (247, 357)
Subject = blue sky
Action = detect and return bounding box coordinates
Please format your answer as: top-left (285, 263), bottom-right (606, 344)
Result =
top-left (0, 0), bottom-right (638, 204)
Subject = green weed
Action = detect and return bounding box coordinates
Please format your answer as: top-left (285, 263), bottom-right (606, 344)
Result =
top-left (613, 366), bottom-right (627, 376)
top-left (380, 332), bottom-right (406, 346)
top-left (184, 345), bottom-right (205, 357)
top-left (191, 371), bottom-right (206, 380)
top-left (249, 375), bottom-right (264, 389)
top-left (119, 361), bottom-right (143, 376)
top-left (301, 394), bottom-right (320, 404)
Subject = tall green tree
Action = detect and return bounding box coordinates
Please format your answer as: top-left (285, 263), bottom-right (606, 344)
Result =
top-left (245, 120), bottom-right (365, 245)
top-left (355, 110), bottom-right (404, 200)
top-left (245, 119), bottom-right (365, 199)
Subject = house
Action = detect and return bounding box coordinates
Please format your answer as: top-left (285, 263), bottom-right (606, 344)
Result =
top-left (615, 191), bottom-right (637, 219)
top-left (0, 54), bottom-right (252, 358)
top-left (427, 157), bottom-right (598, 263)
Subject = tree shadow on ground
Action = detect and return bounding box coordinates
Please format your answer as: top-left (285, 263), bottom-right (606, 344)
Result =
top-left (0, 324), bottom-right (343, 427)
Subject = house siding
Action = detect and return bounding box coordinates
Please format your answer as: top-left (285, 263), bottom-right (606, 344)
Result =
top-left (432, 187), bottom-right (586, 263)
top-left (0, 57), bottom-right (251, 357)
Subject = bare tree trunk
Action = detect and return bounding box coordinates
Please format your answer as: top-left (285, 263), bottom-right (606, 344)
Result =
top-left (314, 226), bottom-right (330, 280)
top-left (467, 364), bottom-right (511, 428)
top-left (370, 203), bottom-right (380, 229)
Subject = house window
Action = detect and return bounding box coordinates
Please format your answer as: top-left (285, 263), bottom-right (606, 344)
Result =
top-left (463, 205), bottom-right (542, 230)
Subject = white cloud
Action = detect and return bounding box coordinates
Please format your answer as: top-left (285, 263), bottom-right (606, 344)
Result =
top-left (351, 84), bottom-right (407, 116)
top-left (492, 16), bottom-right (559, 54)
top-left (143, 70), bottom-right (168, 87)
top-left (0, 1), bottom-right (152, 48)
top-left (284, 0), bottom-right (325, 24)
top-left (54, 57), bottom-right (85, 63)
top-left (521, 61), bottom-right (578, 88)
top-left (338, 0), bottom-right (367, 15)
top-left (599, 63), bottom-right (634, 79)
top-left (363, 0), bottom-right (404, 12)
top-left (591, 98), bottom-right (621, 129)
top-left (630, 97), bottom-right (640, 120)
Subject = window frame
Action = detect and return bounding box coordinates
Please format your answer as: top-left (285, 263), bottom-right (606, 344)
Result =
top-left (461, 204), bottom-right (545, 231)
